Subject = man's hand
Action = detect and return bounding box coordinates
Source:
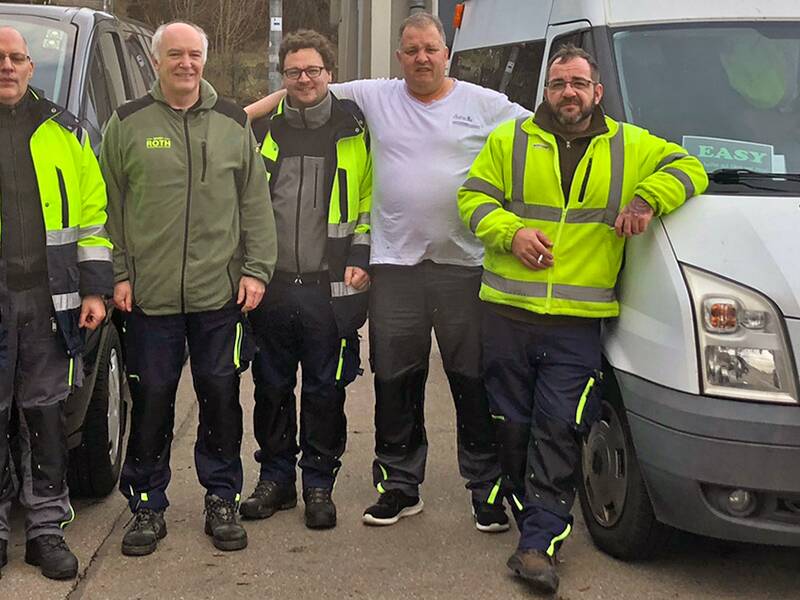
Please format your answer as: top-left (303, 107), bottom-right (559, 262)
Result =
top-left (511, 228), bottom-right (554, 270)
top-left (238, 275), bottom-right (266, 312)
top-left (113, 281), bottom-right (133, 312)
top-left (344, 266), bottom-right (370, 291)
top-left (615, 196), bottom-right (655, 237)
top-left (79, 295), bottom-right (106, 330)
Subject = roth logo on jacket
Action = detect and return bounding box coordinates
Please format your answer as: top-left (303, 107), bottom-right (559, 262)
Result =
top-left (146, 136), bottom-right (172, 149)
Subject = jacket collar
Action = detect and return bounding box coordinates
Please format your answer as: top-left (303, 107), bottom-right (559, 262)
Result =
top-left (533, 102), bottom-right (609, 140)
top-left (524, 102), bottom-right (618, 141)
top-left (283, 91), bottom-right (332, 129)
top-left (149, 78), bottom-right (218, 112)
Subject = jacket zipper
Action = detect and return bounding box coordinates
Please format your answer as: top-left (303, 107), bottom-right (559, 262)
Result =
top-left (56, 166), bottom-right (69, 228)
top-left (201, 141), bottom-right (207, 183)
top-left (180, 112), bottom-right (193, 312)
top-left (576, 158), bottom-right (593, 204)
top-left (294, 158), bottom-right (304, 279)
top-left (337, 168), bottom-right (349, 224)
top-left (313, 163), bottom-right (318, 209)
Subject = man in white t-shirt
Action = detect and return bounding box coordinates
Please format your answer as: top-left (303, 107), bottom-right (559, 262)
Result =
top-left (246, 12), bottom-right (530, 531)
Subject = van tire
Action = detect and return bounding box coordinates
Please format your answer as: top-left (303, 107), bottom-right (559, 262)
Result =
top-left (578, 375), bottom-right (671, 560)
top-left (68, 325), bottom-right (127, 498)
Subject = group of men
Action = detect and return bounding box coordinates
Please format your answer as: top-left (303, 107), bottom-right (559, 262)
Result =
top-left (0, 10), bottom-right (706, 594)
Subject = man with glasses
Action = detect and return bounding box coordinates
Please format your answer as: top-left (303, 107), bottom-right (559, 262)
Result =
top-left (458, 44), bottom-right (708, 593)
top-left (246, 11), bottom-right (529, 535)
top-left (240, 29), bottom-right (371, 531)
top-left (0, 26), bottom-right (112, 580)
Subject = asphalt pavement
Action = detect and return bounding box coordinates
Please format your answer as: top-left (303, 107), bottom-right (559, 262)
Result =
top-left (2, 335), bottom-right (799, 599)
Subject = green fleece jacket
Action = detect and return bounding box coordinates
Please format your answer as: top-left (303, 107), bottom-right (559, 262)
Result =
top-left (100, 79), bottom-right (276, 315)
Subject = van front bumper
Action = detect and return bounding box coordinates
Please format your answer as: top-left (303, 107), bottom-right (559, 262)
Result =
top-left (616, 370), bottom-right (800, 546)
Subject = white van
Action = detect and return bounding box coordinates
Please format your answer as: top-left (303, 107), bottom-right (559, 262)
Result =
top-left (449, 0), bottom-right (800, 559)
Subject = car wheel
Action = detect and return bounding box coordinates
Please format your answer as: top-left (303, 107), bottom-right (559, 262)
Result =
top-left (578, 380), bottom-right (671, 560)
top-left (68, 325), bottom-right (127, 498)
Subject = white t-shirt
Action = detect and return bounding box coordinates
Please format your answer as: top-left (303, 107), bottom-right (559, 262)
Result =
top-left (330, 79), bottom-right (531, 267)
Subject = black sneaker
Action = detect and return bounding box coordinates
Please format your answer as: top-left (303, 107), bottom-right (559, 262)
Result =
top-left (204, 494), bottom-right (248, 551)
top-left (121, 508), bottom-right (167, 556)
top-left (472, 499), bottom-right (510, 533)
top-left (239, 480), bottom-right (297, 520)
top-left (506, 549), bottom-right (559, 594)
top-left (362, 489), bottom-right (424, 526)
top-left (304, 488), bottom-right (336, 530)
top-left (24, 534), bottom-right (78, 580)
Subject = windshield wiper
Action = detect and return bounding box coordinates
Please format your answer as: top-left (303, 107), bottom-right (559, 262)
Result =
top-left (709, 169), bottom-right (800, 184)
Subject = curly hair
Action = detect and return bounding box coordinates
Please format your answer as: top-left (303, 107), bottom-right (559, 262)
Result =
top-left (279, 29), bottom-right (336, 73)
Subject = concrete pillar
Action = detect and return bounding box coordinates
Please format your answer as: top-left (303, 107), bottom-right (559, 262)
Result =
top-left (370, 0), bottom-right (392, 78)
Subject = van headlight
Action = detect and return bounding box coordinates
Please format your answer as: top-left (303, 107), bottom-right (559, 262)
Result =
top-left (682, 264), bottom-right (798, 404)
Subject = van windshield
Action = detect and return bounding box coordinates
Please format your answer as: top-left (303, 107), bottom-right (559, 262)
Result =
top-left (4, 17), bottom-right (75, 106)
top-left (613, 24), bottom-right (800, 183)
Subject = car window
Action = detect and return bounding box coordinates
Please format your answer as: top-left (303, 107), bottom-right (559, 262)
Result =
top-left (96, 31), bottom-right (129, 105)
top-left (124, 33), bottom-right (155, 94)
top-left (85, 49), bottom-right (114, 132)
top-left (0, 16), bottom-right (75, 106)
top-left (450, 40), bottom-right (545, 111)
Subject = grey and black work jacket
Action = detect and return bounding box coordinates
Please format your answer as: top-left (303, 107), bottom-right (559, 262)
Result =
top-left (256, 91), bottom-right (372, 335)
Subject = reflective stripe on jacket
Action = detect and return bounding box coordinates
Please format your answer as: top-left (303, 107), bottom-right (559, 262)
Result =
top-left (0, 89), bottom-right (113, 355)
top-left (458, 114), bottom-right (708, 318)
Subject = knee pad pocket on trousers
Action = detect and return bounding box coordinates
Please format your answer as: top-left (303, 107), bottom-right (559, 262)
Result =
top-left (374, 370), bottom-right (426, 455)
top-left (23, 405), bottom-right (67, 497)
top-left (448, 372), bottom-right (496, 452)
top-left (254, 385), bottom-right (299, 456)
top-left (128, 383), bottom-right (175, 463)
top-left (496, 419), bottom-right (529, 490)
top-left (0, 407), bottom-right (11, 500)
top-left (300, 389), bottom-right (346, 456)
top-left (197, 375), bottom-right (243, 459)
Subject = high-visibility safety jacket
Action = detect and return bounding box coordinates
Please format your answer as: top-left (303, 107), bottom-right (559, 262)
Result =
top-left (0, 89), bottom-right (113, 356)
top-left (458, 114), bottom-right (708, 318)
top-left (260, 94), bottom-right (372, 335)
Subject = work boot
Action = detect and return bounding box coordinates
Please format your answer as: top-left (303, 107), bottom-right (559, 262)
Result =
top-left (472, 499), bottom-right (510, 533)
top-left (204, 494), bottom-right (248, 551)
top-left (121, 508), bottom-right (167, 556)
top-left (239, 480), bottom-right (297, 520)
top-left (304, 488), bottom-right (336, 529)
top-left (506, 549), bottom-right (559, 594)
top-left (1, 538), bottom-right (7, 578)
top-left (24, 535), bottom-right (78, 580)
top-left (362, 489), bottom-right (424, 526)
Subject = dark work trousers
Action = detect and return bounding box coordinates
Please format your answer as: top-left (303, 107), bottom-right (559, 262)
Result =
top-left (119, 303), bottom-right (248, 513)
top-left (0, 286), bottom-right (74, 541)
top-left (369, 262), bottom-right (502, 503)
top-left (482, 307), bottom-right (602, 554)
top-left (249, 279), bottom-right (349, 490)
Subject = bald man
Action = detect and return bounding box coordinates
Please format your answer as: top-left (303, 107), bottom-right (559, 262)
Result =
top-left (0, 26), bottom-right (113, 580)
top-left (100, 21), bottom-right (277, 556)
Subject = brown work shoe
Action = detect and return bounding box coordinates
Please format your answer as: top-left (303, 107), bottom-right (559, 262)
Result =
top-left (506, 548), bottom-right (559, 594)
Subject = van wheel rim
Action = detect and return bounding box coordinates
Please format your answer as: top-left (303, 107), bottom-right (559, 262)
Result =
top-left (582, 401), bottom-right (628, 528)
top-left (107, 348), bottom-right (122, 465)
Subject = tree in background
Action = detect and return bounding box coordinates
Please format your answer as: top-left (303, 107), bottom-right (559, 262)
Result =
top-left (18, 0), bottom-right (333, 102)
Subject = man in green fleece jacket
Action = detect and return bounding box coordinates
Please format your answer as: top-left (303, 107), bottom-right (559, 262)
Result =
top-left (100, 21), bottom-right (277, 557)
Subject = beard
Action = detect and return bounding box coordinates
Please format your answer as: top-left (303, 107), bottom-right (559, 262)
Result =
top-left (551, 98), bottom-right (595, 127)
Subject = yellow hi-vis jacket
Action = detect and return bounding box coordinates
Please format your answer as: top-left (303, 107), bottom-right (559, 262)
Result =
top-left (0, 89), bottom-right (113, 356)
top-left (458, 114), bottom-right (708, 318)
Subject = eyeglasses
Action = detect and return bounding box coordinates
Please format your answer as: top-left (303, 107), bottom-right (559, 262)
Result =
top-left (0, 52), bottom-right (31, 66)
top-left (283, 66), bottom-right (325, 80)
top-left (545, 78), bottom-right (596, 92)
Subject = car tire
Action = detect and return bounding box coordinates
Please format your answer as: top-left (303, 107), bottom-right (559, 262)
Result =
top-left (68, 325), bottom-right (127, 498)
top-left (578, 372), bottom-right (671, 560)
